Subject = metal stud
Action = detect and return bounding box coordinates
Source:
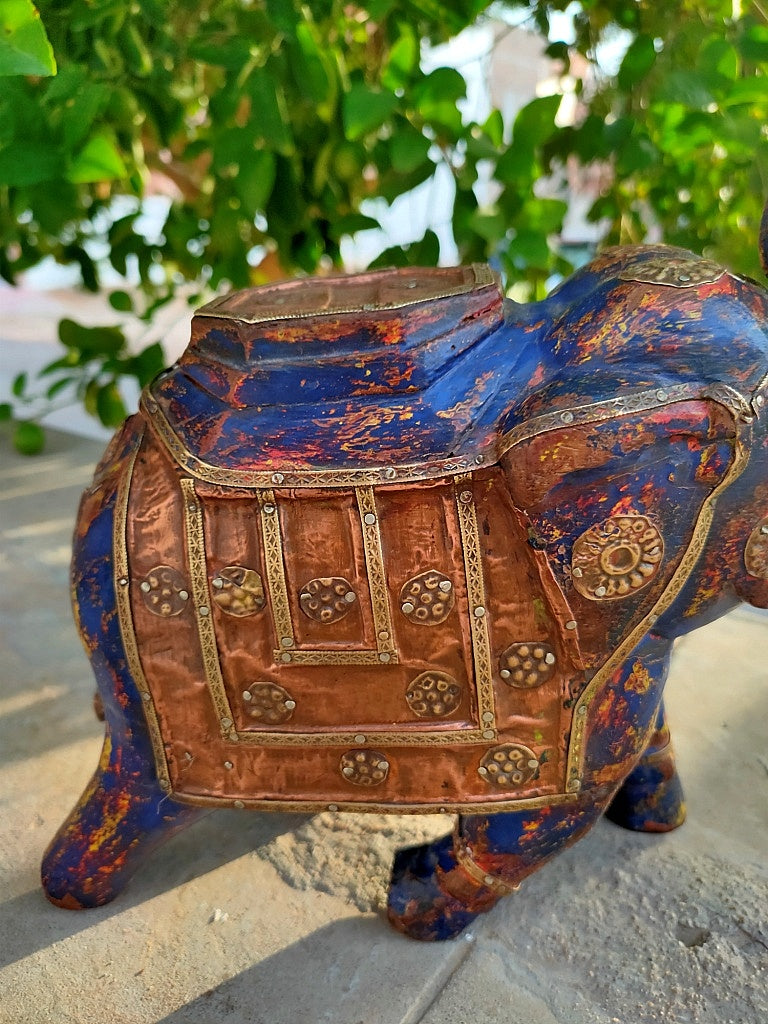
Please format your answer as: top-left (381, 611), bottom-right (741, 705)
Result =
top-left (364, 512), bottom-right (376, 525)
top-left (482, 729), bottom-right (495, 739)
top-left (264, 503), bottom-right (276, 514)
top-left (328, 803), bottom-right (339, 811)
top-left (500, 669), bottom-right (511, 679)
top-left (242, 690), bottom-right (252, 701)
top-left (271, 473), bottom-right (284, 484)
top-left (224, 761), bottom-right (233, 770)
top-left (572, 567), bottom-right (583, 578)
top-left (281, 652), bottom-right (292, 662)
top-left (401, 601), bottom-right (415, 614)
top-left (221, 717), bottom-right (233, 729)
top-left (354, 734), bottom-right (366, 743)
top-left (438, 580), bottom-right (452, 593)
top-left (378, 630), bottom-right (390, 641)
top-left (118, 577), bottom-right (129, 587)
top-left (545, 652), bottom-right (556, 665)
top-left (141, 691), bottom-right (151, 702)
top-left (379, 652), bottom-right (391, 663)
top-left (199, 605), bottom-right (209, 616)
top-left (384, 467), bottom-right (397, 479)
top-left (560, 411), bottom-right (574, 424)
top-left (212, 577), bottom-right (224, 589)
top-left (459, 490), bottom-right (473, 503)
top-left (475, 454), bottom-right (485, 465)
top-left (281, 637), bottom-right (293, 647)
top-left (284, 699), bottom-right (296, 710)
top-left (140, 581), bottom-right (151, 593)
top-left (474, 606), bottom-right (486, 618)
top-left (656, 389), bottom-right (669, 401)
top-left (756, 394), bottom-right (765, 406)
top-left (565, 620), bottom-right (577, 630)
top-left (482, 711), bottom-right (494, 722)
top-left (179, 590), bottom-right (189, 600)
top-left (234, 800), bottom-right (245, 808)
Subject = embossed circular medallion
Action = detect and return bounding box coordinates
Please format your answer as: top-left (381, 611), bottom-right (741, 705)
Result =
top-left (299, 577), bottom-right (357, 623)
top-left (243, 682), bottom-right (296, 724)
top-left (744, 515), bottom-right (768, 579)
top-left (406, 670), bottom-right (462, 718)
top-left (478, 744), bottom-right (539, 788)
top-left (211, 565), bottom-right (265, 616)
top-left (499, 643), bottom-right (556, 688)
top-left (339, 749), bottom-right (390, 786)
top-left (399, 570), bottom-right (455, 625)
top-left (571, 515), bottom-right (663, 600)
top-left (619, 256), bottom-right (725, 288)
top-left (140, 565), bottom-right (189, 617)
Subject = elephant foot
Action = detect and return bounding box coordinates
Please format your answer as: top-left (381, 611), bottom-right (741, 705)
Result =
top-left (42, 736), bottom-right (204, 909)
top-left (386, 834), bottom-right (511, 941)
top-left (605, 745), bottom-right (686, 833)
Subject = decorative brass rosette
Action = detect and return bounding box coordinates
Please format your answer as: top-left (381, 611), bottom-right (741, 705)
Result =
top-left (405, 670), bottom-right (462, 718)
top-left (299, 577), bottom-right (357, 623)
top-left (140, 565), bottom-right (190, 617)
top-left (477, 743), bottom-right (540, 788)
top-left (339, 749), bottom-right (390, 786)
top-left (571, 515), bottom-right (664, 601)
top-left (242, 682), bottom-right (296, 724)
top-left (399, 569), bottom-right (455, 625)
top-left (211, 565), bottom-right (265, 616)
top-left (499, 642), bottom-right (556, 688)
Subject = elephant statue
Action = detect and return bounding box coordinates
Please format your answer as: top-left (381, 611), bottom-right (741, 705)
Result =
top-left (42, 223), bottom-right (768, 941)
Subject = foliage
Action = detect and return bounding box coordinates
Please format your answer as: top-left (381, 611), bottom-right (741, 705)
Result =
top-left (3, 1), bottom-right (768, 451)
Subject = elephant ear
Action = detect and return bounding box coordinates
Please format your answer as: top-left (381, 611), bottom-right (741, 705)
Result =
top-left (501, 398), bottom-right (740, 671)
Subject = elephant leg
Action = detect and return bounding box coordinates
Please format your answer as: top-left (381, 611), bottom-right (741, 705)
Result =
top-left (387, 794), bottom-right (608, 941)
top-left (605, 701), bottom-right (686, 833)
top-left (41, 729), bottom-right (205, 909)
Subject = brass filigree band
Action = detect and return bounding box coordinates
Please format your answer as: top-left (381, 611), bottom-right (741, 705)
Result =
top-left (112, 432), bottom-right (172, 792)
top-left (356, 486), bottom-right (397, 658)
top-left (181, 478), bottom-right (237, 741)
top-left (142, 381), bottom-right (742, 489)
top-left (258, 489), bottom-right (295, 650)
top-left (454, 476), bottom-right (497, 737)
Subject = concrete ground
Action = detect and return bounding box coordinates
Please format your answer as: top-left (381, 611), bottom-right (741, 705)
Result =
top-left (1, 425), bottom-right (766, 1024)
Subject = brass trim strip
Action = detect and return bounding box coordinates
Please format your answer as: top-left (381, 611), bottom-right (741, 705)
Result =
top-left (233, 726), bottom-right (493, 747)
top-left (180, 478), bottom-right (237, 741)
top-left (258, 489), bottom-right (295, 650)
top-left (141, 381), bottom-right (724, 490)
top-left (454, 475), bottom-right (497, 735)
top-left (273, 649), bottom-right (396, 666)
top-left (113, 430), bottom-right (172, 792)
top-left (453, 827), bottom-right (521, 895)
top-left (564, 437), bottom-right (750, 792)
top-left (194, 264), bottom-right (498, 324)
top-left (356, 485), bottom-right (397, 659)
top-left (169, 789), bottom-right (576, 814)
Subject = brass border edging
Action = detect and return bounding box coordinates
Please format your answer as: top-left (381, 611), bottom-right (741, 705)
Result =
top-left (356, 485), bottom-right (397, 660)
top-left (454, 475), bottom-right (497, 737)
top-left (181, 478), bottom-right (237, 741)
top-left (194, 264), bottom-right (498, 324)
top-left (113, 430), bottom-right (172, 792)
top-left (141, 381), bottom-right (728, 489)
top-left (258, 488), bottom-right (296, 651)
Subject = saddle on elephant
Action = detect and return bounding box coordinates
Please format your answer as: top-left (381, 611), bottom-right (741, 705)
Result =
top-left (109, 261), bottom-right (748, 815)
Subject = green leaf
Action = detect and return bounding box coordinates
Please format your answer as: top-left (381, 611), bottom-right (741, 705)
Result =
top-left (130, 343), bottom-right (165, 386)
top-left (234, 148), bottom-right (276, 213)
top-left (13, 420), bottom-right (45, 455)
top-left (382, 26), bottom-right (418, 91)
top-left (59, 319), bottom-right (125, 357)
top-left (343, 82), bottom-right (398, 140)
top-left (11, 371), bottom-right (26, 397)
top-left (66, 134), bottom-right (127, 184)
top-left (390, 127), bottom-right (431, 173)
top-left (738, 25), bottom-right (768, 63)
top-left (45, 376), bottom-right (75, 399)
top-left (0, 401), bottom-right (11, 421)
top-left (512, 94), bottom-right (561, 148)
top-left (95, 382), bottom-right (127, 427)
top-left (412, 66), bottom-right (466, 133)
top-left (108, 290), bottom-right (133, 312)
top-left (0, 141), bottom-right (61, 186)
top-left (0, 0), bottom-right (56, 77)
top-left (617, 34), bottom-right (657, 91)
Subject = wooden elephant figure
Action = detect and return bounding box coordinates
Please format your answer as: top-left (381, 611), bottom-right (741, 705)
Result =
top-left (42, 229), bottom-right (768, 941)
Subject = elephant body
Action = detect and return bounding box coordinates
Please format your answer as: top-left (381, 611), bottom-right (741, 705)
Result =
top-left (43, 249), bottom-right (768, 939)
